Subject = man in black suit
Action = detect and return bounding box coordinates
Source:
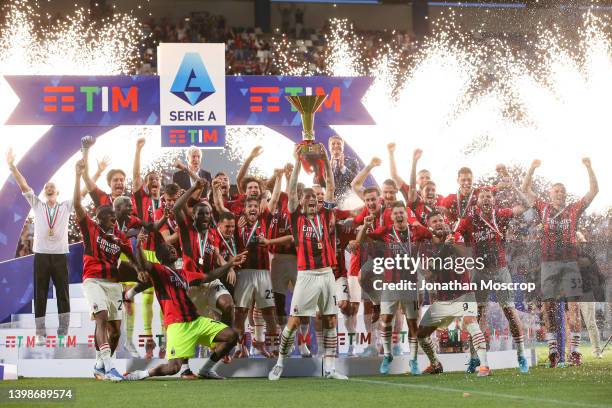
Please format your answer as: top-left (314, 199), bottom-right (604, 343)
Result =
top-left (327, 135), bottom-right (359, 198)
top-left (172, 146), bottom-right (212, 193)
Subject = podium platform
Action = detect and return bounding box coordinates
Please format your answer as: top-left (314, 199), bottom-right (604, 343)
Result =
top-left (0, 283), bottom-right (537, 378)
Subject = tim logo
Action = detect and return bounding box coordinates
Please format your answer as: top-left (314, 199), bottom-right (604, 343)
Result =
top-left (171, 53), bottom-right (215, 106)
top-left (43, 86), bottom-right (138, 113)
top-left (168, 128), bottom-right (219, 145)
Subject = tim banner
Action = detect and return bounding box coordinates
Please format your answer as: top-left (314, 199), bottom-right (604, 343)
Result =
top-left (0, 55), bottom-right (375, 322)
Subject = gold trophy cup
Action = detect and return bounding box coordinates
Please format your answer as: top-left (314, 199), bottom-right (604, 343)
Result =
top-left (285, 95), bottom-right (328, 162)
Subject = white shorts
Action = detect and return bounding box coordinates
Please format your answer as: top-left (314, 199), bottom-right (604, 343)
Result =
top-left (270, 253), bottom-right (297, 294)
top-left (380, 300), bottom-right (419, 319)
top-left (82, 278), bottom-right (123, 321)
top-left (472, 266), bottom-right (515, 308)
top-left (290, 267), bottom-right (337, 317)
top-left (336, 276), bottom-right (349, 302)
top-left (541, 261), bottom-right (583, 299)
top-left (348, 275), bottom-right (362, 303)
top-left (234, 269), bottom-right (275, 309)
top-left (419, 293), bottom-right (477, 328)
top-left (187, 279), bottom-right (230, 315)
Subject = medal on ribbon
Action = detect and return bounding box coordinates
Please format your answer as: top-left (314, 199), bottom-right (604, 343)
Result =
top-left (308, 214), bottom-right (324, 250)
top-left (197, 227), bottom-right (209, 266)
top-left (44, 203), bottom-right (59, 237)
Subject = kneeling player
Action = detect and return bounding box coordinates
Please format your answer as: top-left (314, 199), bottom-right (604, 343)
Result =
top-left (269, 145), bottom-right (347, 380)
top-left (415, 211), bottom-right (491, 377)
top-left (124, 239), bottom-right (246, 381)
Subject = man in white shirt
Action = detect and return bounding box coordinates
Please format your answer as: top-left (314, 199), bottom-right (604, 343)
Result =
top-left (7, 149), bottom-right (78, 342)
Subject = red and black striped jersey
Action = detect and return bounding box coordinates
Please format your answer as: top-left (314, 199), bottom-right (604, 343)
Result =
top-left (114, 215), bottom-right (142, 235)
top-left (415, 226), bottom-right (471, 301)
top-left (354, 203), bottom-right (417, 228)
top-left (367, 225), bottom-right (416, 253)
top-left (354, 205), bottom-right (392, 228)
top-left (331, 209), bottom-right (355, 279)
top-left (89, 187), bottom-right (115, 209)
top-left (132, 187), bottom-right (164, 251)
top-left (147, 263), bottom-right (199, 326)
top-left (217, 230), bottom-right (238, 262)
top-left (155, 207), bottom-right (181, 256)
top-left (237, 210), bottom-right (273, 270)
top-left (131, 186), bottom-right (163, 222)
top-left (534, 198), bottom-right (589, 262)
top-left (79, 214), bottom-right (133, 281)
top-left (368, 224), bottom-right (417, 282)
top-left (411, 196), bottom-right (445, 226)
top-left (456, 207), bottom-right (513, 268)
top-left (177, 216), bottom-right (221, 284)
top-left (224, 193), bottom-right (247, 217)
top-left (442, 187), bottom-right (496, 224)
top-left (268, 192), bottom-right (296, 255)
top-left (290, 206), bottom-right (337, 271)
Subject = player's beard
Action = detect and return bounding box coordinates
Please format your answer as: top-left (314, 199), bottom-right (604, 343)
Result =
top-left (247, 212), bottom-right (258, 223)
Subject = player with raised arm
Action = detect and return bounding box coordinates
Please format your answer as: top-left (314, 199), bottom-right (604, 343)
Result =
top-left (522, 158), bottom-right (598, 367)
top-left (173, 179), bottom-right (234, 328)
top-left (387, 143), bottom-right (418, 202)
top-left (124, 235), bottom-right (246, 381)
top-left (130, 137), bottom-right (167, 358)
top-left (214, 170), bottom-right (292, 358)
top-left (415, 211), bottom-right (491, 377)
top-left (112, 194), bottom-right (167, 357)
top-left (407, 149), bottom-right (445, 225)
top-left (80, 136), bottom-right (127, 207)
top-left (155, 183), bottom-right (182, 259)
top-left (73, 160), bottom-right (137, 382)
top-left (356, 201), bottom-right (421, 375)
top-left (442, 167), bottom-right (510, 232)
top-left (456, 185), bottom-right (532, 374)
top-left (269, 144), bottom-right (348, 381)
top-left (352, 160), bottom-right (417, 357)
top-left (5, 148), bottom-right (107, 342)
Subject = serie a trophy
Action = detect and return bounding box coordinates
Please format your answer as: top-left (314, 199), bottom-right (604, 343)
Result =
top-left (285, 94), bottom-right (328, 186)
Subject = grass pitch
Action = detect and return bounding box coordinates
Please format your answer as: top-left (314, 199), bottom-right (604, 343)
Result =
top-left (1, 347), bottom-right (611, 408)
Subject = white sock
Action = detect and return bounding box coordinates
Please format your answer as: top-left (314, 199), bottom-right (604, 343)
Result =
top-left (418, 336), bottom-right (438, 365)
top-left (99, 343), bottom-right (113, 373)
top-left (95, 350), bottom-right (104, 370)
top-left (199, 358), bottom-right (217, 375)
top-left (570, 332), bottom-right (581, 353)
top-left (546, 332), bottom-right (558, 355)
top-left (380, 321), bottom-right (392, 356)
top-left (126, 287), bottom-right (138, 300)
top-left (466, 322), bottom-right (488, 367)
top-left (135, 370), bottom-right (150, 380)
top-left (179, 363), bottom-right (189, 374)
top-left (315, 328), bottom-right (323, 354)
top-left (278, 326), bottom-right (297, 365)
top-left (409, 337), bottom-right (418, 361)
top-left (323, 328), bottom-right (338, 373)
top-left (514, 335), bottom-right (525, 357)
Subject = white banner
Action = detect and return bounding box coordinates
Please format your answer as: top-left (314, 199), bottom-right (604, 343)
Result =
top-left (158, 43), bottom-right (226, 127)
